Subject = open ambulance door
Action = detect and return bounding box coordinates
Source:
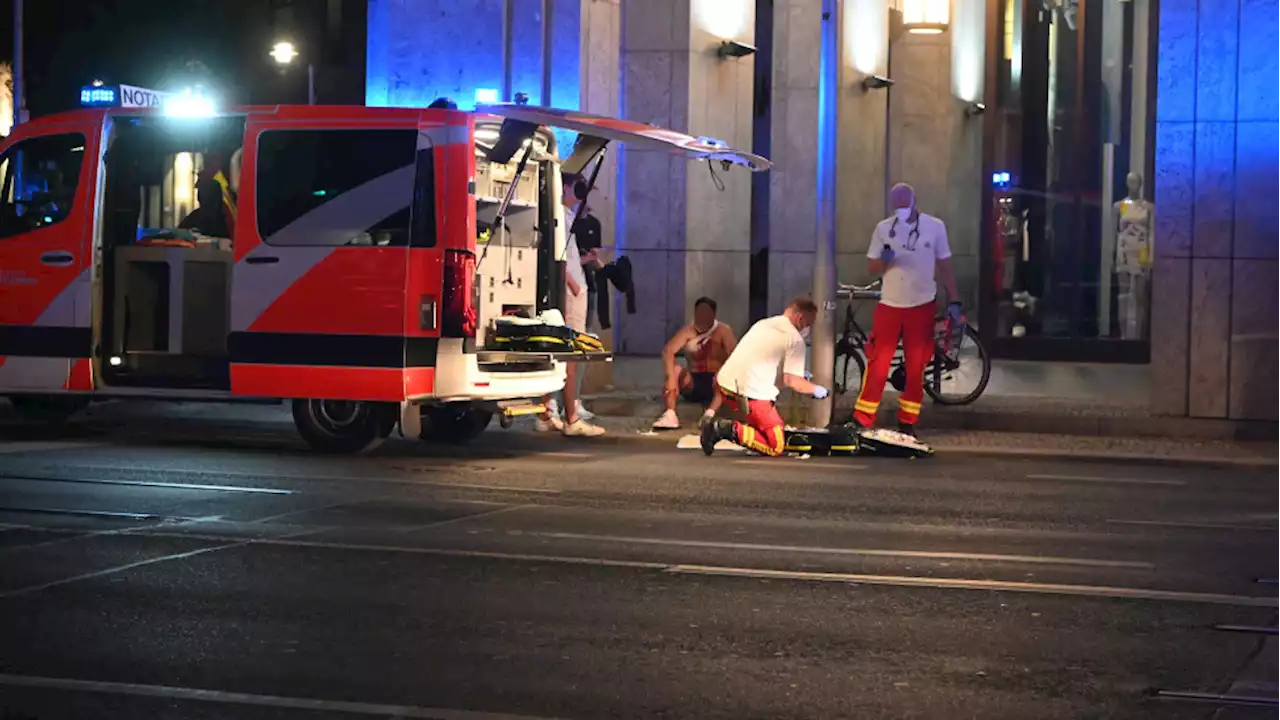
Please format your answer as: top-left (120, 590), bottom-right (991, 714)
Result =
top-left (0, 115), bottom-right (103, 395)
top-left (473, 105), bottom-right (769, 364)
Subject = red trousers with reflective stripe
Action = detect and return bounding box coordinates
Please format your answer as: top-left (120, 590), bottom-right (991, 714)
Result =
top-left (853, 301), bottom-right (935, 427)
top-left (725, 395), bottom-right (786, 457)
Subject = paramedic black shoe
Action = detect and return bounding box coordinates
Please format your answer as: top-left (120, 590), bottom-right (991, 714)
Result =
top-left (896, 421), bottom-right (918, 438)
top-left (700, 418), bottom-right (734, 456)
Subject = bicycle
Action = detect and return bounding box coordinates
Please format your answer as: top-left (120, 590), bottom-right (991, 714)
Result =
top-left (833, 280), bottom-right (991, 405)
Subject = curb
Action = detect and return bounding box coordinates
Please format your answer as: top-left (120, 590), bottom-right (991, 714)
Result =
top-left (584, 395), bottom-right (1279, 443)
top-left (929, 444), bottom-right (1279, 469)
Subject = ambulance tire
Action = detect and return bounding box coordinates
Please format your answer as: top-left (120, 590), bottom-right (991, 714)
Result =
top-left (421, 406), bottom-right (493, 445)
top-left (8, 394), bottom-right (90, 426)
top-left (291, 399), bottom-right (396, 454)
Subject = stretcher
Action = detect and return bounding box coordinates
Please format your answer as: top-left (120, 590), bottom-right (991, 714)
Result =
top-left (784, 425), bottom-right (934, 458)
top-left (677, 424), bottom-right (934, 458)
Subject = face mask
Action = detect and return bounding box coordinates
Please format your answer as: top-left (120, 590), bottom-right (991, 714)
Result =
top-left (895, 207), bottom-right (914, 222)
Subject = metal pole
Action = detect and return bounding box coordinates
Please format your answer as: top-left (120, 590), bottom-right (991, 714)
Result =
top-left (808, 0), bottom-right (840, 428)
top-left (307, 62), bottom-right (315, 105)
top-left (501, 0), bottom-right (515, 102)
top-left (13, 0), bottom-right (24, 127)
top-left (540, 0), bottom-right (553, 106)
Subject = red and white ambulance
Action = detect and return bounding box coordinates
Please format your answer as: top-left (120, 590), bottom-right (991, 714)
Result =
top-left (0, 101), bottom-right (768, 452)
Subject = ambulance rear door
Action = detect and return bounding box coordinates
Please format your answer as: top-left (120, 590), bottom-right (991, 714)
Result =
top-left (474, 104), bottom-right (769, 330)
top-left (0, 115), bottom-right (103, 392)
top-left (229, 108), bottom-right (422, 402)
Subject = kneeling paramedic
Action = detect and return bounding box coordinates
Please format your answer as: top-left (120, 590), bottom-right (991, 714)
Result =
top-left (852, 182), bottom-right (964, 437)
top-left (701, 298), bottom-right (825, 457)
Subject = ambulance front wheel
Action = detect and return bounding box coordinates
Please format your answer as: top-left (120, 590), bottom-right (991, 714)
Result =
top-left (291, 399), bottom-right (397, 454)
top-left (8, 394), bottom-right (90, 426)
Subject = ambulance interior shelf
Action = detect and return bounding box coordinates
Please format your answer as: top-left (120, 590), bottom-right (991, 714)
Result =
top-left (98, 115), bottom-right (245, 389)
top-left (472, 121), bottom-right (543, 350)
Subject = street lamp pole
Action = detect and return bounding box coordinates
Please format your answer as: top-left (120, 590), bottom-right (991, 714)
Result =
top-left (13, 0), bottom-right (25, 127)
top-left (808, 0), bottom-right (841, 429)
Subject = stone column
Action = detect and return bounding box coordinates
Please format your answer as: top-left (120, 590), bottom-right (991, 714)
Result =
top-left (834, 0), bottom-right (891, 310)
top-left (764, 0), bottom-right (823, 314)
top-left (883, 9), bottom-right (984, 313)
top-left (616, 0), bottom-right (756, 354)
top-left (1150, 0), bottom-right (1278, 420)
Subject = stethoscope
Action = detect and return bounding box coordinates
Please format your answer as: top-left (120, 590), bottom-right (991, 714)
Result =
top-left (888, 215), bottom-right (921, 251)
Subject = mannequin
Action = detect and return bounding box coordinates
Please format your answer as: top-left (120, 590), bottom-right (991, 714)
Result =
top-left (1113, 172), bottom-right (1153, 340)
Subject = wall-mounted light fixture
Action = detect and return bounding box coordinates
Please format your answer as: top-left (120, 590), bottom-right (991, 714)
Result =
top-left (717, 40), bottom-right (757, 59)
top-left (965, 101), bottom-right (985, 116)
top-left (862, 74), bottom-right (894, 91)
top-left (895, 0), bottom-right (950, 34)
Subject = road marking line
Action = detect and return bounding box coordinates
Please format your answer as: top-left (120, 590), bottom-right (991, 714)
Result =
top-left (532, 451), bottom-right (594, 459)
top-left (515, 531), bottom-right (1155, 569)
top-left (0, 441), bottom-right (100, 454)
top-left (1026, 473), bottom-right (1186, 487)
top-left (0, 674), bottom-right (564, 719)
top-left (1108, 519), bottom-right (1277, 532)
top-left (1153, 690), bottom-right (1278, 707)
top-left (663, 565), bottom-right (1278, 607)
top-left (414, 504), bottom-right (535, 530)
top-left (1, 467), bottom-right (562, 496)
top-left (0, 542), bottom-right (238, 599)
top-left (733, 459), bottom-right (868, 470)
top-left (34, 526), bottom-right (1270, 607)
top-left (1, 475), bottom-right (294, 495)
top-left (0, 506), bottom-right (218, 522)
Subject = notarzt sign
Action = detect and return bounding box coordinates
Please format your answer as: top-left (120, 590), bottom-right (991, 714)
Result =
top-left (79, 83), bottom-right (169, 109)
top-left (118, 85), bottom-right (168, 108)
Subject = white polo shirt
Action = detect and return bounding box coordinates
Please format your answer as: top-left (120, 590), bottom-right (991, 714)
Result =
top-left (867, 212), bottom-right (952, 308)
top-left (715, 315), bottom-right (806, 402)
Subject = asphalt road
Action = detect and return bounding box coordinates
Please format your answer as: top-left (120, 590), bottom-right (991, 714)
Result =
top-left (0, 402), bottom-right (1275, 719)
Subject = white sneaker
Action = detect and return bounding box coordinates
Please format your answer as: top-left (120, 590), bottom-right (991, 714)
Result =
top-left (575, 399), bottom-right (596, 421)
top-left (534, 414), bottom-right (564, 433)
top-left (545, 398), bottom-right (562, 418)
top-left (651, 409), bottom-right (681, 430)
top-left (563, 418), bottom-right (606, 437)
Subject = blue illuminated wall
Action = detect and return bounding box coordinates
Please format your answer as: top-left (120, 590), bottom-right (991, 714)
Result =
top-left (366, 0), bottom-right (581, 119)
top-left (1150, 0), bottom-right (1278, 420)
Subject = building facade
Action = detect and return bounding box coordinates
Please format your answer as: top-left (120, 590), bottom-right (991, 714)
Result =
top-left (366, 0), bottom-right (1278, 421)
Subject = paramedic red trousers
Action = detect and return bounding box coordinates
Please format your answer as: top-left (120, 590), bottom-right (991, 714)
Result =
top-left (853, 301), bottom-right (935, 427)
top-left (724, 394), bottom-right (785, 457)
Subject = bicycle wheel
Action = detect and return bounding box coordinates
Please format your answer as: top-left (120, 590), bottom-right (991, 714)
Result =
top-left (925, 325), bottom-right (990, 406)
top-left (835, 346), bottom-right (866, 397)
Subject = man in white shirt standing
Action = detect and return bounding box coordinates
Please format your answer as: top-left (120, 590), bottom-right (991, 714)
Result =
top-left (536, 173), bottom-right (606, 437)
top-left (700, 298), bottom-right (827, 456)
top-left (852, 182), bottom-right (963, 436)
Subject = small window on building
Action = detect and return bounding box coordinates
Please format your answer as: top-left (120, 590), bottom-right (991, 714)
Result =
top-left (0, 133), bottom-right (87, 240)
top-left (256, 128), bottom-right (417, 247)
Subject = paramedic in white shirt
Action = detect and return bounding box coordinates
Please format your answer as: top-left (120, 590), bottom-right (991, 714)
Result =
top-left (536, 173), bottom-right (605, 437)
top-left (851, 182), bottom-right (963, 437)
top-left (700, 298), bottom-right (825, 456)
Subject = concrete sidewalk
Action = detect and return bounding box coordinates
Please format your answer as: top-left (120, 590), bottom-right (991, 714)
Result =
top-left (581, 357), bottom-right (1278, 442)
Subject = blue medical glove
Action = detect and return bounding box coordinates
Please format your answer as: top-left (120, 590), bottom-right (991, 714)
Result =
top-left (947, 301), bottom-right (965, 326)
top-left (812, 385), bottom-right (829, 400)
top-left (880, 244), bottom-right (895, 265)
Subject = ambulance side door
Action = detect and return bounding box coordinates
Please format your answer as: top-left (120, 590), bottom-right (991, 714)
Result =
top-left (0, 120), bottom-right (101, 391)
top-left (229, 112), bottom-right (417, 401)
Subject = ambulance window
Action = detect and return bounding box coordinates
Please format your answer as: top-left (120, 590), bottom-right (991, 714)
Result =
top-left (256, 129), bottom-right (417, 247)
top-left (0, 133), bottom-right (86, 240)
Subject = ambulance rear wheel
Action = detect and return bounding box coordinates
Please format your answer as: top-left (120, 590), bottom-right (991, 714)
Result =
top-left (291, 399), bottom-right (396, 454)
top-left (8, 395), bottom-right (89, 426)
top-left (421, 405), bottom-right (493, 445)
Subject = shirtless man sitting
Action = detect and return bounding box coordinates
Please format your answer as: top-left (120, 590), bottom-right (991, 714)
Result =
top-left (652, 297), bottom-right (737, 430)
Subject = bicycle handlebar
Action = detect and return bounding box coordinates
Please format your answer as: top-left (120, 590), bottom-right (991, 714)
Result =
top-left (836, 279), bottom-right (882, 300)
